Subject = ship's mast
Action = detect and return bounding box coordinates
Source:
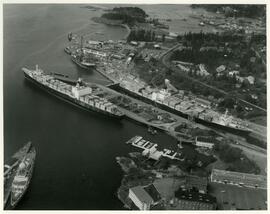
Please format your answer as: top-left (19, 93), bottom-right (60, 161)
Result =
top-left (80, 36), bottom-right (84, 61)
top-left (224, 108), bottom-right (228, 118)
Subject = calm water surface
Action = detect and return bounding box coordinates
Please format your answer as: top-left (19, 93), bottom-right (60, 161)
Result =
top-left (4, 4), bottom-right (179, 210)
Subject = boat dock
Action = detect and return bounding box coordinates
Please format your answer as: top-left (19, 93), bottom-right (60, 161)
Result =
top-left (126, 136), bottom-right (183, 161)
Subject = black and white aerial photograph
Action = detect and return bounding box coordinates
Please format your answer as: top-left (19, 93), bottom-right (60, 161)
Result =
top-left (3, 2), bottom-right (267, 211)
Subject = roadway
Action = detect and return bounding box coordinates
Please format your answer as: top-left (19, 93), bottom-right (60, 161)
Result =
top-left (160, 43), bottom-right (267, 113)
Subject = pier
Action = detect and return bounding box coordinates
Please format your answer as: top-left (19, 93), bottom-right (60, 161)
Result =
top-left (126, 136), bottom-right (184, 161)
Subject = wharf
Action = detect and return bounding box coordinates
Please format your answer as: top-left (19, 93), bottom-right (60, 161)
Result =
top-left (126, 136), bottom-right (183, 161)
top-left (94, 67), bottom-right (116, 83)
top-left (86, 81), bottom-right (204, 140)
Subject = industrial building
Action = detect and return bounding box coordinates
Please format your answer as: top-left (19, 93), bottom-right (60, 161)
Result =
top-left (128, 184), bottom-right (161, 210)
top-left (195, 136), bottom-right (216, 149)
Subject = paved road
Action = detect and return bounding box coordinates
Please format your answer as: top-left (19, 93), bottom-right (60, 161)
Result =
top-left (160, 44), bottom-right (267, 113)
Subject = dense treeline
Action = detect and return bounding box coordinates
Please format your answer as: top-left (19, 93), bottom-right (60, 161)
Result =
top-left (191, 4), bottom-right (266, 18)
top-left (213, 142), bottom-right (260, 174)
top-left (169, 31), bottom-right (266, 110)
top-left (177, 31), bottom-right (245, 49)
top-left (127, 29), bottom-right (157, 42)
top-left (101, 7), bottom-right (148, 25)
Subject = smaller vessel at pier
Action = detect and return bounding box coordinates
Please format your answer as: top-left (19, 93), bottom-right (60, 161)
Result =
top-left (70, 36), bottom-right (96, 69)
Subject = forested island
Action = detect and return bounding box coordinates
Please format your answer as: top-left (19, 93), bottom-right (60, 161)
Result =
top-left (191, 4), bottom-right (266, 19)
top-left (93, 7), bottom-right (148, 26)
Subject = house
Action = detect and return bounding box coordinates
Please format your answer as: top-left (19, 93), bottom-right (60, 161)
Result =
top-left (251, 94), bottom-right (258, 100)
top-left (154, 44), bottom-right (161, 49)
top-left (169, 32), bottom-right (178, 38)
top-left (195, 136), bottom-right (216, 149)
top-left (216, 65), bottom-right (226, 73)
top-left (250, 56), bottom-right (256, 63)
top-left (216, 65), bottom-right (226, 76)
top-left (128, 186), bottom-right (153, 210)
top-left (228, 70), bottom-right (239, 77)
top-left (174, 188), bottom-right (217, 210)
top-left (236, 75), bottom-right (244, 83)
top-left (177, 64), bottom-right (190, 72)
top-left (198, 64), bottom-right (210, 76)
top-left (246, 76), bottom-right (255, 85)
top-left (130, 41), bottom-right (138, 46)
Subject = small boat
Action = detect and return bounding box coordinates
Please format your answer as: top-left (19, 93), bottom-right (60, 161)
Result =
top-left (64, 47), bottom-right (72, 55)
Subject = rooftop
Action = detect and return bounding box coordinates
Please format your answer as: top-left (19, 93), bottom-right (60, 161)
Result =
top-left (144, 184), bottom-right (161, 202)
top-left (130, 186), bottom-right (153, 204)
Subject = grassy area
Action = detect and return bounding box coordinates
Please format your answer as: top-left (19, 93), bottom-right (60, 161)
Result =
top-left (248, 116), bottom-right (267, 126)
top-left (213, 141), bottom-right (261, 174)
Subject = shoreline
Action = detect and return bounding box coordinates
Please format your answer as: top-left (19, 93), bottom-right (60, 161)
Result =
top-left (92, 17), bottom-right (131, 39)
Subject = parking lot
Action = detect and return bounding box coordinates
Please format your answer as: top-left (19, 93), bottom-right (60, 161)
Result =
top-left (209, 183), bottom-right (267, 210)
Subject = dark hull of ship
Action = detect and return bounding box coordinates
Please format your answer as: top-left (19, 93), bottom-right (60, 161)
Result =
top-left (24, 72), bottom-right (124, 120)
top-left (71, 57), bottom-right (95, 70)
top-left (110, 84), bottom-right (250, 137)
top-left (9, 147), bottom-right (36, 209)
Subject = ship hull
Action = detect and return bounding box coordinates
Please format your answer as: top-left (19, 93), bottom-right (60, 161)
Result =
top-left (10, 147), bottom-right (36, 209)
top-left (24, 72), bottom-right (124, 120)
top-left (71, 57), bottom-right (95, 70)
top-left (111, 84), bottom-right (250, 136)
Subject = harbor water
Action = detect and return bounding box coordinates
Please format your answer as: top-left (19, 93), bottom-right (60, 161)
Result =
top-left (4, 4), bottom-right (182, 210)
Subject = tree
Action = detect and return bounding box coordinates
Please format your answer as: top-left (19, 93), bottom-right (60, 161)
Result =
top-left (162, 34), bottom-right (165, 42)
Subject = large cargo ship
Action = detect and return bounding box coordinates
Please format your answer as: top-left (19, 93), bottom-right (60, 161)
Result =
top-left (23, 65), bottom-right (124, 119)
top-left (110, 83), bottom-right (251, 136)
top-left (10, 146), bottom-right (36, 208)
